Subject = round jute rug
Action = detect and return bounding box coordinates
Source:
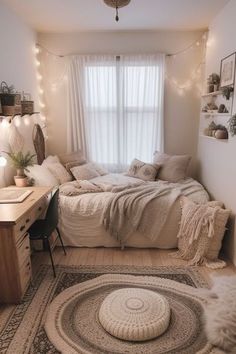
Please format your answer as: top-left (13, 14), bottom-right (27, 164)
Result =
top-left (44, 274), bottom-right (214, 354)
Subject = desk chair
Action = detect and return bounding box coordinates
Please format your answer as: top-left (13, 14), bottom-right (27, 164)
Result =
top-left (28, 189), bottom-right (66, 277)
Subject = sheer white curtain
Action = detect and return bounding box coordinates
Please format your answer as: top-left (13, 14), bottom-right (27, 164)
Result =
top-left (67, 54), bottom-right (165, 171)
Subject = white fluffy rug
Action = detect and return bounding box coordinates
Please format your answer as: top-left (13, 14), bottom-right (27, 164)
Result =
top-left (200, 276), bottom-right (236, 353)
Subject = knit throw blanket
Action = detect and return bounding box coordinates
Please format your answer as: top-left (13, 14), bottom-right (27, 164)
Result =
top-left (101, 183), bottom-right (181, 246)
top-left (172, 198), bottom-right (227, 269)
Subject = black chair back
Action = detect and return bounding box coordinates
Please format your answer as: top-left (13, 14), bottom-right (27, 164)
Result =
top-left (43, 189), bottom-right (59, 238)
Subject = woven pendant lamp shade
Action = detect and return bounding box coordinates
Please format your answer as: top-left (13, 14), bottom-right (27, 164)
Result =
top-left (103, 0), bottom-right (131, 8)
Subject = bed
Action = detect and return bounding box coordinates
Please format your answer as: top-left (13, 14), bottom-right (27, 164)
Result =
top-left (58, 173), bottom-right (209, 249)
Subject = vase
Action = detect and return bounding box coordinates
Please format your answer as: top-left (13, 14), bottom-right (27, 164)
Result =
top-left (14, 176), bottom-right (28, 187)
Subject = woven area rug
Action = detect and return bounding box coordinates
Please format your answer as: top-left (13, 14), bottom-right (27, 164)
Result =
top-left (0, 265), bottom-right (211, 354)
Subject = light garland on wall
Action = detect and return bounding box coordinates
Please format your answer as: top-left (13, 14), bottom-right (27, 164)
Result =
top-left (165, 32), bottom-right (208, 95)
top-left (34, 31), bottom-right (208, 100)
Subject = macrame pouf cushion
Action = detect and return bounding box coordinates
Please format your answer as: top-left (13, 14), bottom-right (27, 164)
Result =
top-left (99, 287), bottom-right (171, 341)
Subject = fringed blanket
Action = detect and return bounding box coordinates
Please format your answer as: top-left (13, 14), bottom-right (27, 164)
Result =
top-left (101, 180), bottom-right (206, 246)
top-left (172, 197), bottom-right (229, 269)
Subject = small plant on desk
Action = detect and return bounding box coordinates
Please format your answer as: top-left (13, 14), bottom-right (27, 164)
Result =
top-left (4, 150), bottom-right (35, 187)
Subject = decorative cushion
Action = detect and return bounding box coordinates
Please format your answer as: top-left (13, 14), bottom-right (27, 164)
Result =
top-left (25, 165), bottom-right (59, 187)
top-left (70, 163), bottom-right (100, 181)
top-left (45, 162), bottom-right (72, 184)
top-left (126, 158), bottom-right (160, 181)
top-left (153, 151), bottom-right (191, 182)
top-left (91, 162), bottom-right (108, 176)
top-left (99, 288), bottom-right (170, 341)
top-left (176, 197), bottom-right (230, 268)
top-left (43, 155), bottom-right (60, 165)
top-left (59, 151), bottom-right (86, 165)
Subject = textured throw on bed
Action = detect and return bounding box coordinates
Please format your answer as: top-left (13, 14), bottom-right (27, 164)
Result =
top-left (101, 180), bottom-right (204, 246)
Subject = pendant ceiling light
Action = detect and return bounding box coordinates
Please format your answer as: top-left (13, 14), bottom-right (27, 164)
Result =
top-left (103, 0), bottom-right (131, 22)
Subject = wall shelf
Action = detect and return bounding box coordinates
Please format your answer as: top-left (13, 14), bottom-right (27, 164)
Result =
top-left (199, 135), bottom-right (228, 142)
top-left (201, 112), bottom-right (231, 117)
top-left (201, 90), bottom-right (222, 98)
top-left (0, 112), bottom-right (40, 119)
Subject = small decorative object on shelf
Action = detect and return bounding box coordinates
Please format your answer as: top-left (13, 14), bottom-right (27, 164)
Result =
top-left (228, 114), bottom-right (236, 137)
top-left (218, 104), bottom-right (228, 113)
top-left (202, 102), bottom-right (218, 113)
top-left (207, 73), bottom-right (220, 93)
top-left (221, 86), bottom-right (234, 100)
top-left (0, 81), bottom-right (22, 116)
top-left (204, 121), bottom-right (228, 139)
top-left (3, 150), bottom-right (36, 187)
top-left (21, 92), bottom-right (34, 114)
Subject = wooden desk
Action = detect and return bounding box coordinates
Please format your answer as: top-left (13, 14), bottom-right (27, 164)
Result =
top-left (0, 186), bottom-right (52, 304)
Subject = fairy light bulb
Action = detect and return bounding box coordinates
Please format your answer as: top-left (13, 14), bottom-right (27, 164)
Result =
top-left (39, 101), bottom-right (45, 108)
top-left (35, 60), bottom-right (40, 67)
top-left (196, 41), bottom-right (200, 46)
top-left (39, 88), bottom-right (44, 95)
top-left (1, 118), bottom-right (9, 128)
top-left (14, 116), bottom-right (21, 127)
top-left (0, 156), bottom-right (7, 167)
top-left (37, 73), bottom-right (42, 81)
top-left (24, 116), bottom-right (30, 126)
top-left (34, 46), bottom-right (40, 55)
top-left (40, 115), bottom-right (46, 122)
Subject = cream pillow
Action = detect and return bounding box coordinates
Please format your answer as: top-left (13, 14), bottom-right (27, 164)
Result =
top-left (44, 162), bottom-right (72, 184)
top-left (126, 158), bottom-right (160, 181)
top-left (90, 162), bottom-right (108, 176)
top-left (70, 163), bottom-right (100, 180)
top-left (176, 197), bottom-right (230, 267)
top-left (153, 151), bottom-right (191, 182)
top-left (25, 165), bottom-right (59, 187)
top-left (59, 151), bottom-right (86, 165)
top-left (43, 155), bottom-right (60, 165)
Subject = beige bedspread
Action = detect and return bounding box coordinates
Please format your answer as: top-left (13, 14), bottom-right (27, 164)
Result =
top-left (58, 174), bottom-right (209, 248)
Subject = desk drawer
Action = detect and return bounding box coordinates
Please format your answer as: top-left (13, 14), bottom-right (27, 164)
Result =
top-left (14, 197), bottom-right (47, 244)
top-left (17, 233), bottom-right (30, 268)
top-left (20, 256), bottom-right (31, 295)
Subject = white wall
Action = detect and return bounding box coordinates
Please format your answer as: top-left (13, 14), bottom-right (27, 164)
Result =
top-left (197, 0), bottom-right (236, 263)
top-left (38, 30), bottom-right (204, 177)
top-left (0, 2), bottom-right (39, 186)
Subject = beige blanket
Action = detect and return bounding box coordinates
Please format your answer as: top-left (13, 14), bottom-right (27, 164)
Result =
top-left (101, 180), bottom-right (204, 245)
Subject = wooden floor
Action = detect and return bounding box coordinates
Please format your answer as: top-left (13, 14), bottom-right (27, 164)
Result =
top-left (32, 247), bottom-right (236, 285)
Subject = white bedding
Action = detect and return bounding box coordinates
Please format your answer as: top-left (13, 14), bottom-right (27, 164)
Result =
top-left (58, 174), bottom-right (209, 248)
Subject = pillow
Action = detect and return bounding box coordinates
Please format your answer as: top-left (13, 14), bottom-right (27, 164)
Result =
top-left (126, 158), bottom-right (160, 181)
top-left (43, 155), bottom-right (60, 165)
top-left (153, 151), bottom-right (191, 182)
top-left (59, 151), bottom-right (86, 165)
top-left (174, 196), bottom-right (230, 268)
top-left (70, 163), bottom-right (100, 181)
top-left (25, 165), bottom-right (59, 187)
top-left (45, 162), bottom-right (72, 184)
top-left (90, 162), bottom-right (108, 176)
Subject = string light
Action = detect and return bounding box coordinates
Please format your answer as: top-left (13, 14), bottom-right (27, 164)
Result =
top-left (35, 30), bottom-right (207, 98)
top-left (14, 116), bottom-right (21, 127)
top-left (23, 116), bottom-right (30, 126)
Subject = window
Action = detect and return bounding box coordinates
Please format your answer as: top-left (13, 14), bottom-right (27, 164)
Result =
top-left (67, 55), bottom-right (165, 171)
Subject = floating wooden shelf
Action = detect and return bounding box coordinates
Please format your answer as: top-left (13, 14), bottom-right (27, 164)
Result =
top-left (199, 135), bottom-right (228, 141)
top-left (201, 90), bottom-right (222, 98)
top-left (0, 112), bottom-right (40, 118)
top-left (201, 112), bottom-right (231, 117)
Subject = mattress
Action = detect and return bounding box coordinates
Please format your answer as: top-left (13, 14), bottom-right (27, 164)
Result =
top-left (58, 174), bottom-right (209, 249)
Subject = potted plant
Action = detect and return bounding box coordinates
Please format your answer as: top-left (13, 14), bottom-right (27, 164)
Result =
top-left (4, 150), bottom-right (35, 187)
top-left (207, 73), bottom-right (220, 93)
top-left (228, 114), bottom-right (236, 136)
top-left (0, 81), bottom-right (16, 116)
top-left (221, 86), bottom-right (234, 100)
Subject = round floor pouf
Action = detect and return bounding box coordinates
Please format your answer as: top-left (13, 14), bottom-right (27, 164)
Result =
top-left (98, 287), bottom-right (171, 341)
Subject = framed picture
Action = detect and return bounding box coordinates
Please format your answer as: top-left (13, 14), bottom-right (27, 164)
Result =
top-left (220, 52), bottom-right (236, 88)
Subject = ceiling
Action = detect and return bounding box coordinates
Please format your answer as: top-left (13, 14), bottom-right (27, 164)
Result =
top-left (3, 0), bottom-right (229, 33)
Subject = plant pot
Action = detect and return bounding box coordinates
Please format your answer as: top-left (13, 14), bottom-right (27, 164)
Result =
top-left (14, 176), bottom-right (28, 187)
top-left (0, 93), bottom-right (15, 106)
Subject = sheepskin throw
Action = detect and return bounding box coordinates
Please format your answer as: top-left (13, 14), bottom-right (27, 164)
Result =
top-left (200, 276), bottom-right (236, 353)
top-left (173, 197), bottom-right (230, 268)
